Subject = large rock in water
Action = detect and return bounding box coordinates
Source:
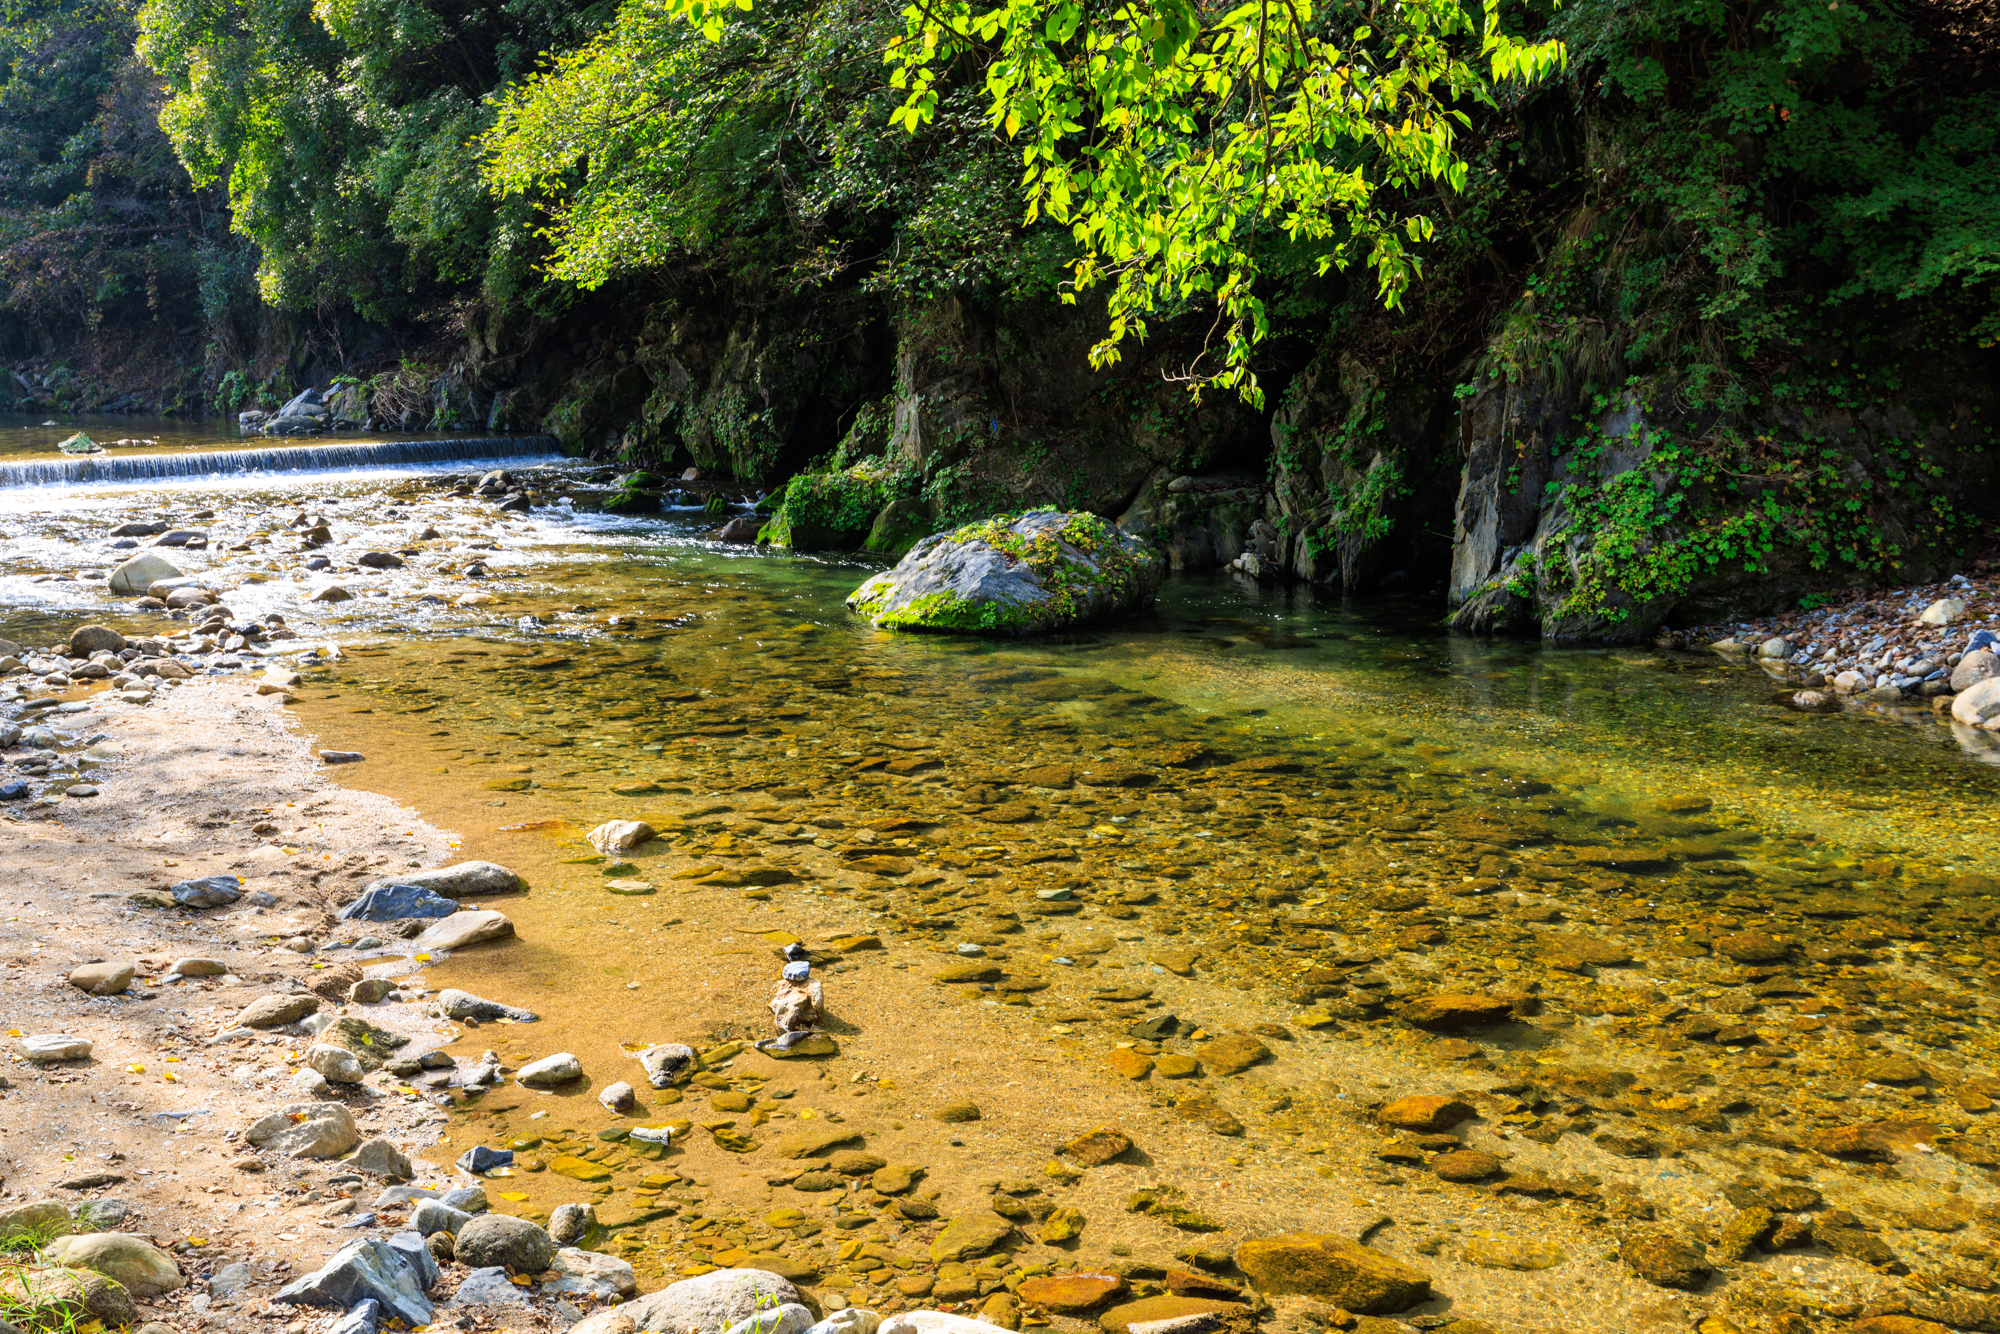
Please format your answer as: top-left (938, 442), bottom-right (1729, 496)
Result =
top-left (846, 510), bottom-right (1160, 634)
top-left (107, 553), bottom-right (182, 596)
top-left (362, 861), bottom-right (522, 899)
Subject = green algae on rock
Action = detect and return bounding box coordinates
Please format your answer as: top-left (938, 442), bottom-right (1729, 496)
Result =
top-left (846, 509), bottom-right (1160, 633)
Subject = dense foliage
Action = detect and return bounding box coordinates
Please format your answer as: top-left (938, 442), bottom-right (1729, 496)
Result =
top-left (137, 0), bottom-right (618, 317)
top-left (0, 0), bottom-right (226, 361)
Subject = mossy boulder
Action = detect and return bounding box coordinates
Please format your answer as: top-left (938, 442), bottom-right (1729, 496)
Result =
top-left (864, 496), bottom-right (935, 556)
top-left (602, 471), bottom-right (666, 514)
top-left (763, 457), bottom-right (912, 550)
top-left (847, 508), bottom-right (1160, 634)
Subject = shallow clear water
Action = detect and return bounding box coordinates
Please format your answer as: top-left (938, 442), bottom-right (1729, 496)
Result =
top-left (9, 459), bottom-right (2000, 1318)
top-left (2, 458), bottom-right (1994, 872)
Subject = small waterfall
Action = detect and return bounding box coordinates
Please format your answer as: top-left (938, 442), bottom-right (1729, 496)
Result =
top-left (0, 436), bottom-right (565, 489)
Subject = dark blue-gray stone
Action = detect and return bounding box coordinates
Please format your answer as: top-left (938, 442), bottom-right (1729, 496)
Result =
top-left (170, 875), bottom-right (242, 908)
top-left (337, 884), bottom-right (460, 921)
top-left (272, 1239), bottom-right (432, 1327)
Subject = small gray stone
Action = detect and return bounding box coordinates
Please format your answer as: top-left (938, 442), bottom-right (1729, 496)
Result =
top-left (518, 1052), bottom-right (583, 1087)
top-left (544, 1247), bottom-right (638, 1302)
top-left (452, 1267), bottom-right (533, 1307)
top-left (170, 875), bottom-right (242, 908)
top-left (454, 1214), bottom-right (554, 1273)
top-left (549, 1202), bottom-right (596, 1247)
top-left (211, 1262), bottom-right (258, 1298)
top-left (68, 961), bottom-right (135, 996)
top-left (439, 1187), bottom-right (489, 1214)
top-left (411, 1199), bottom-right (472, 1237)
top-left (16, 1034), bottom-right (91, 1063)
top-left (349, 1139), bottom-right (413, 1179)
top-left (306, 1044), bottom-right (367, 1084)
top-left (599, 1080), bottom-right (637, 1112)
top-left (70, 1199), bottom-right (131, 1229)
top-left (329, 1298), bottom-right (380, 1334)
top-left (638, 1043), bottom-right (695, 1088)
top-left (238, 993), bottom-right (320, 1029)
top-left (245, 1102), bottom-right (358, 1159)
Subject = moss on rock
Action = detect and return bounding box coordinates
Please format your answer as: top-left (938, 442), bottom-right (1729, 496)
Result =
top-left (846, 507), bottom-right (1160, 634)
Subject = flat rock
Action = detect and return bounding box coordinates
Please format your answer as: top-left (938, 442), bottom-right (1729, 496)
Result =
top-left (1619, 1233), bottom-right (1710, 1290)
top-left (453, 1266), bottom-right (534, 1307)
top-left (1400, 994), bottom-right (1513, 1029)
top-left (18, 1034), bottom-right (92, 1062)
top-left (170, 875), bottom-right (242, 908)
top-left (1098, 1297), bottom-right (1247, 1334)
top-left (519, 1052), bottom-right (584, 1087)
top-left (1018, 1273), bottom-right (1129, 1313)
top-left (42, 1233), bottom-right (184, 1297)
top-left (1064, 1127), bottom-right (1132, 1166)
top-left (1430, 1150), bottom-right (1503, 1182)
top-left (239, 993), bottom-right (320, 1028)
top-left (1378, 1096), bottom-right (1475, 1132)
top-left (1233, 1234), bottom-right (1431, 1313)
top-left (365, 861), bottom-right (522, 899)
top-left (609, 1266), bottom-right (801, 1334)
top-left (1195, 1033), bottom-right (1269, 1075)
top-left (245, 1101), bottom-right (359, 1159)
top-left (930, 1215), bottom-right (1015, 1263)
top-left (770, 1125), bottom-right (865, 1159)
top-left (1461, 1238), bottom-right (1566, 1271)
top-left (67, 961), bottom-right (135, 996)
top-left (167, 957), bottom-right (228, 977)
top-left (1712, 931), bottom-right (1789, 963)
top-left (438, 988), bottom-right (539, 1022)
top-left (413, 910), bottom-right (514, 952)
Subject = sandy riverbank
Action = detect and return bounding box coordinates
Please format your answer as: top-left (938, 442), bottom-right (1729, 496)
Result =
top-left (0, 676), bottom-right (489, 1330)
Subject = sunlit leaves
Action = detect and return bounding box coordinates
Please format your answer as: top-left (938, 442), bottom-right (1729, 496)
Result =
top-left (873, 0), bottom-right (1560, 402)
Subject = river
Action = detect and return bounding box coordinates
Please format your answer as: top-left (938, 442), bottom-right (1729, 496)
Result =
top-left (4, 423), bottom-right (1999, 1330)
